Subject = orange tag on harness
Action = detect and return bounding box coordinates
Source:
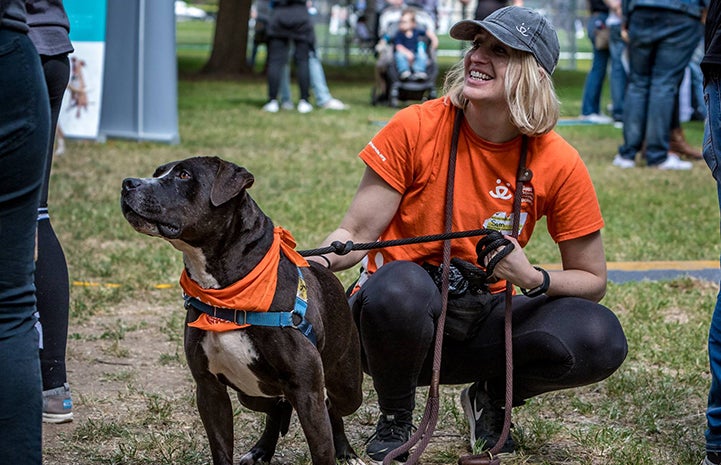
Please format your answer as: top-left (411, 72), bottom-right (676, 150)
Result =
top-left (187, 314), bottom-right (250, 332)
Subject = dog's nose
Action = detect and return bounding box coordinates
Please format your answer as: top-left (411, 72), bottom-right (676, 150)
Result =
top-left (122, 178), bottom-right (142, 191)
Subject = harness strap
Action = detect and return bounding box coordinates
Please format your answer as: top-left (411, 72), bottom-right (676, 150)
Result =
top-left (183, 268), bottom-right (317, 346)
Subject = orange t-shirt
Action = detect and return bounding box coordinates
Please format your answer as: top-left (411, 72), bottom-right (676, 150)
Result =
top-left (358, 98), bottom-right (604, 294)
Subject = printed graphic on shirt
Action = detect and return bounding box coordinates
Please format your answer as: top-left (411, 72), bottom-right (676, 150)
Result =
top-left (483, 211), bottom-right (528, 236)
top-left (521, 185), bottom-right (534, 205)
top-left (489, 179), bottom-right (513, 200)
top-left (367, 141), bottom-right (387, 162)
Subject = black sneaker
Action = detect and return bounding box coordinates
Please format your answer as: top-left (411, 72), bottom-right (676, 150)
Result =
top-left (460, 383), bottom-right (515, 453)
top-left (365, 412), bottom-right (415, 463)
top-left (706, 452), bottom-right (721, 465)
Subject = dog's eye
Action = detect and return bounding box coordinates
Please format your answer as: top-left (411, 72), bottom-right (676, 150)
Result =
top-left (178, 170), bottom-right (191, 180)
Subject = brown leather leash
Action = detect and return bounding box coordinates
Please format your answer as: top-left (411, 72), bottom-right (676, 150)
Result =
top-left (458, 134), bottom-right (530, 465)
top-left (382, 108), bottom-right (531, 465)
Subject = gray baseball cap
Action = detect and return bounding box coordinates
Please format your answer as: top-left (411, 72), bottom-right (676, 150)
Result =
top-left (449, 6), bottom-right (560, 75)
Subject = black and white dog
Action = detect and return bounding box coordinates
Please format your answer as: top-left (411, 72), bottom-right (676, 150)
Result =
top-left (121, 156), bottom-right (364, 465)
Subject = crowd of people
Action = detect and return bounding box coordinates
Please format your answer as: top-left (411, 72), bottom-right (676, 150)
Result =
top-left (3, 0), bottom-right (720, 463)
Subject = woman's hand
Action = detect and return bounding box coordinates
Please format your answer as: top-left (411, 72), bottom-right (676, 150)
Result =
top-left (488, 232), bottom-right (607, 302)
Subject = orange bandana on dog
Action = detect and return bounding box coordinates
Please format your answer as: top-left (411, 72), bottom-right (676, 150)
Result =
top-left (182, 227), bottom-right (309, 332)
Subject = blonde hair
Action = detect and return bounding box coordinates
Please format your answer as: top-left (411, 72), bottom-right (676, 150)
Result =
top-left (442, 47), bottom-right (560, 136)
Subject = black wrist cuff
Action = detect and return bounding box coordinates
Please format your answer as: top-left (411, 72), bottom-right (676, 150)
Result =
top-left (521, 266), bottom-right (550, 297)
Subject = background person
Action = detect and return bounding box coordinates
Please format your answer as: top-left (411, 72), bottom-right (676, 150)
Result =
top-left (0, 0), bottom-right (51, 462)
top-left (391, 8), bottom-right (437, 81)
top-left (701, 1), bottom-right (721, 463)
top-left (312, 7), bottom-right (627, 463)
top-left (27, 0), bottom-right (74, 424)
top-left (579, 0), bottom-right (614, 123)
top-left (612, 0), bottom-right (705, 170)
top-left (262, 0), bottom-right (315, 113)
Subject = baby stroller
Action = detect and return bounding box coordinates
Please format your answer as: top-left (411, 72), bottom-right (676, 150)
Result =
top-left (371, 4), bottom-right (438, 107)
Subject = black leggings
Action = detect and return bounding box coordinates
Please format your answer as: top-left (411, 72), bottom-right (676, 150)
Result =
top-left (266, 37), bottom-right (310, 102)
top-left (36, 54), bottom-right (71, 390)
top-left (349, 261), bottom-right (628, 414)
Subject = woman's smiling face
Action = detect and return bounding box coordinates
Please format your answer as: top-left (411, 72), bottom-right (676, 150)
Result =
top-left (462, 30), bottom-right (513, 105)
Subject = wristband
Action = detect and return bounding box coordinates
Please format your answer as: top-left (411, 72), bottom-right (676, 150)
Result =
top-left (317, 255), bottom-right (332, 268)
top-left (521, 266), bottom-right (550, 297)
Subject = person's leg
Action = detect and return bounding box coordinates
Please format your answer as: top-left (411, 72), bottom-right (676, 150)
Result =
top-left (293, 39), bottom-right (311, 102)
top-left (309, 49), bottom-right (332, 107)
top-left (0, 29), bottom-right (51, 465)
top-left (36, 55), bottom-right (72, 400)
top-left (279, 55), bottom-right (292, 106)
top-left (414, 296), bottom-right (628, 402)
top-left (618, 11), bottom-right (655, 160)
top-left (690, 39), bottom-right (707, 120)
top-left (394, 50), bottom-right (411, 77)
top-left (350, 261), bottom-right (439, 415)
top-left (349, 261), bottom-right (439, 462)
top-left (704, 72), bottom-right (721, 458)
top-left (412, 43), bottom-right (428, 74)
top-left (643, 12), bottom-right (701, 165)
top-left (266, 37), bottom-right (290, 101)
top-left (580, 13), bottom-right (610, 117)
top-left (608, 24), bottom-right (627, 122)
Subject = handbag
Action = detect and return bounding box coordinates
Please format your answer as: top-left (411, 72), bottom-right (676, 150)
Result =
top-left (594, 25), bottom-right (610, 51)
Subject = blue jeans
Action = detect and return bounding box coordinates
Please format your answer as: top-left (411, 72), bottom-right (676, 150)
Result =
top-left (581, 12), bottom-right (610, 116)
top-left (704, 72), bottom-right (721, 454)
top-left (617, 8), bottom-right (702, 165)
top-left (280, 49), bottom-right (332, 107)
top-left (0, 29), bottom-right (51, 465)
top-left (394, 44), bottom-right (427, 75)
top-left (608, 23), bottom-right (627, 121)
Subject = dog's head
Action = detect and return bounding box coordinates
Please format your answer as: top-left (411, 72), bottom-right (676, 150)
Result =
top-left (120, 156), bottom-right (254, 241)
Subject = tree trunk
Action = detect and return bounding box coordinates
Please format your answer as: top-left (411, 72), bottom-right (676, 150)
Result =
top-left (201, 0), bottom-right (253, 76)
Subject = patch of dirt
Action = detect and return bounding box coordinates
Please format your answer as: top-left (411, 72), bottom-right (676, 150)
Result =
top-left (42, 295), bottom-right (467, 464)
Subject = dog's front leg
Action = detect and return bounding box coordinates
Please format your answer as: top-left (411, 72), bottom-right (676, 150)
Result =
top-left (285, 366), bottom-right (336, 465)
top-left (195, 373), bottom-right (235, 465)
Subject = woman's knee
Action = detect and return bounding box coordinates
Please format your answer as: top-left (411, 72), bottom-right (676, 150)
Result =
top-left (561, 299), bottom-right (628, 377)
top-left (356, 261), bottom-right (440, 324)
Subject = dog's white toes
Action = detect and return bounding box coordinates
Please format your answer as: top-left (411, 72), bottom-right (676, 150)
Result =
top-left (346, 457), bottom-right (368, 465)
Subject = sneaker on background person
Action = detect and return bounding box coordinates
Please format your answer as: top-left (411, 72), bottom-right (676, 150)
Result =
top-left (580, 113), bottom-right (614, 124)
top-left (460, 382), bottom-right (515, 454)
top-left (320, 97), bottom-right (348, 110)
top-left (365, 411), bottom-right (415, 464)
top-left (297, 99), bottom-right (313, 113)
top-left (262, 99), bottom-right (280, 113)
top-left (612, 154), bottom-right (636, 169)
top-left (656, 153), bottom-right (693, 170)
top-left (280, 100), bottom-right (295, 111)
top-left (42, 382), bottom-right (73, 424)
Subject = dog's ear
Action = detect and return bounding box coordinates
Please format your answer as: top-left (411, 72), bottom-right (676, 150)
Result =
top-left (210, 159), bottom-right (255, 207)
top-left (152, 161), bottom-right (179, 178)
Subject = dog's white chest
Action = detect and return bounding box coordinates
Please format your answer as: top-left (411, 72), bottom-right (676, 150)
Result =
top-left (201, 331), bottom-right (268, 397)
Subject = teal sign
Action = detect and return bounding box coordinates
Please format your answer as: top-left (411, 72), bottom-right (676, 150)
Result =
top-left (64, 0), bottom-right (107, 42)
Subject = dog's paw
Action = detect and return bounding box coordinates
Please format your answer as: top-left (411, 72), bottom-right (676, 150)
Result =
top-left (340, 456), bottom-right (368, 465)
top-left (238, 449), bottom-right (271, 465)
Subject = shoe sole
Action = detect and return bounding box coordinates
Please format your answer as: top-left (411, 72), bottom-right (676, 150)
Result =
top-left (43, 412), bottom-right (73, 424)
top-left (460, 387), bottom-right (478, 445)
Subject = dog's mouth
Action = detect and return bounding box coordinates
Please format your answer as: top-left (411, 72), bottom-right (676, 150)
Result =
top-left (121, 199), bottom-right (182, 239)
